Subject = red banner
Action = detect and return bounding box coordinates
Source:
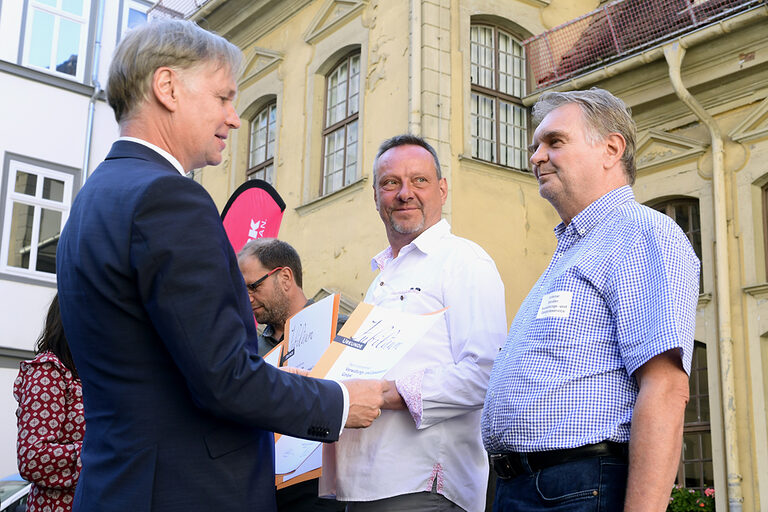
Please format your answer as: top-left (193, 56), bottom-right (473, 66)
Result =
top-left (221, 180), bottom-right (286, 254)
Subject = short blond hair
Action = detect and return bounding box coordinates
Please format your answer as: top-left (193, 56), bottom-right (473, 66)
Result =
top-left (107, 19), bottom-right (241, 123)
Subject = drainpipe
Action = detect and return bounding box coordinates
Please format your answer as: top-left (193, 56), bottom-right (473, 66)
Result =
top-left (82, 0), bottom-right (105, 182)
top-left (409, 0), bottom-right (422, 135)
top-left (663, 41), bottom-right (742, 512)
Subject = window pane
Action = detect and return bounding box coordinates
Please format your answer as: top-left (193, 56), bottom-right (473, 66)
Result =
top-left (28, 10), bottom-right (55, 70)
top-left (684, 463), bottom-right (701, 488)
top-left (470, 26), bottom-right (494, 89)
top-left (62, 0), bottom-right (84, 16)
top-left (267, 104), bottom-right (276, 159)
top-left (499, 30), bottom-right (525, 97)
top-left (471, 93), bottom-right (495, 162)
top-left (36, 0), bottom-right (57, 6)
top-left (345, 120), bottom-right (358, 185)
top-left (127, 8), bottom-right (148, 30)
top-left (43, 177), bottom-right (65, 202)
top-left (348, 55), bottom-right (360, 115)
top-left (15, 171), bottom-right (38, 196)
top-left (264, 164), bottom-right (275, 185)
top-left (55, 17), bottom-right (81, 76)
top-left (8, 203), bottom-right (35, 270)
top-left (36, 208), bottom-right (62, 273)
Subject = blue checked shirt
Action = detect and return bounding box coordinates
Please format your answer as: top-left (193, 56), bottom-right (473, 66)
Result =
top-left (482, 186), bottom-right (700, 453)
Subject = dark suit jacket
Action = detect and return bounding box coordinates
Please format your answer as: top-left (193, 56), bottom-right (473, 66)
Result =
top-left (56, 141), bottom-right (343, 512)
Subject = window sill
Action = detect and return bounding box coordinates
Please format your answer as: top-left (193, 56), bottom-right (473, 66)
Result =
top-left (0, 60), bottom-right (102, 98)
top-left (458, 154), bottom-right (534, 181)
top-left (295, 176), bottom-right (368, 216)
top-left (0, 269), bottom-right (57, 288)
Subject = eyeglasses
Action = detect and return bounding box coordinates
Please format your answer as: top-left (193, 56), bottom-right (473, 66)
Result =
top-left (246, 266), bottom-right (284, 294)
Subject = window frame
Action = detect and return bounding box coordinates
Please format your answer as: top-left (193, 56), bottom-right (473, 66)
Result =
top-left (21, 0), bottom-right (92, 82)
top-left (469, 22), bottom-right (529, 171)
top-left (117, 0), bottom-right (151, 42)
top-left (320, 51), bottom-right (360, 196)
top-left (652, 197), bottom-right (703, 292)
top-left (0, 154), bottom-right (79, 285)
top-left (247, 101), bottom-right (278, 185)
top-left (677, 341), bottom-right (714, 493)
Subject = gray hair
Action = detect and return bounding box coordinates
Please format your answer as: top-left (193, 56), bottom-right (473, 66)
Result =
top-left (373, 134), bottom-right (442, 181)
top-left (532, 88), bottom-right (637, 184)
top-left (237, 238), bottom-right (303, 289)
top-left (107, 19), bottom-right (242, 124)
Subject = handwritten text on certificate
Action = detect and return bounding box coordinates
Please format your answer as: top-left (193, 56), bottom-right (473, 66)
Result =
top-left (326, 306), bottom-right (444, 381)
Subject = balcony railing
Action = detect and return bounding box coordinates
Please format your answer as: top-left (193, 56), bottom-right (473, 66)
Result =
top-left (523, 0), bottom-right (765, 93)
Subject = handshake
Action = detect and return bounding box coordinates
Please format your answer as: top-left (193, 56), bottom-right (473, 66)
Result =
top-left (280, 368), bottom-right (406, 429)
top-left (343, 378), bottom-right (406, 428)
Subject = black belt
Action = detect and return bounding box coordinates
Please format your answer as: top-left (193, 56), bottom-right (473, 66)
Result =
top-left (490, 441), bottom-right (628, 480)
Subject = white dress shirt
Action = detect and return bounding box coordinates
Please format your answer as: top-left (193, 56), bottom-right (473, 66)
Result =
top-left (326, 220), bottom-right (507, 512)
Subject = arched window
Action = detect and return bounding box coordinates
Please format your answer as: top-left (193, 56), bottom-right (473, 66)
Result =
top-left (248, 102), bottom-right (277, 185)
top-left (322, 52), bottom-right (360, 195)
top-left (653, 198), bottom-right (703, 291)
top-left (678, 341), bottom-right (714, 492)
top-left (470, 24), bottom-right (528, 170)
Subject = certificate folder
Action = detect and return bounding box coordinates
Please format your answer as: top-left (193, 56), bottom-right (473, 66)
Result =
top-left (274, 298), bottom-right (444, 487)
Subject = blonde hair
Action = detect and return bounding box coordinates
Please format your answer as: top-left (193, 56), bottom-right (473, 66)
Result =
top-left (107, 19), bottom-right (242, 123)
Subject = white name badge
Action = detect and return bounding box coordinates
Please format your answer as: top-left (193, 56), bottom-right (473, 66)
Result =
top-left (536, 291), bottom-right (573, 319)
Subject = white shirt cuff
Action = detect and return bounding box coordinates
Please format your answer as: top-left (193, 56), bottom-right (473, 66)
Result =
top-left (336, 380), bottom-right (349, 435)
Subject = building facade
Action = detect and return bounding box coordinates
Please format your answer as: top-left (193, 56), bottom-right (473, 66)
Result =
top-left (193, 0), bottom-right (768, 509)
top-left (0, 0), bottom-right (153, 477)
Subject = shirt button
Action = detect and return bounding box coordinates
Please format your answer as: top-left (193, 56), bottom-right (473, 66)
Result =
top-left (379, 282), bottom-right (384, 286)
top-left (400, 295), bottom-right (404, 300)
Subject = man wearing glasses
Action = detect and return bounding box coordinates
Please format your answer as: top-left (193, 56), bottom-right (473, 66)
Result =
top-left (237, 238), bottom-right (347, 379)
top-left (238, 238), bottom-right (346, 511)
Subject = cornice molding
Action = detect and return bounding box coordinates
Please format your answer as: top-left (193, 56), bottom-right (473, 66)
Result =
top-left (239, 47), bottom-right (283, 87)
top-left (730, 97), bottom-right (768, 144)
top-left (635, 129), bottom-right (707, 172)
top-left (304, 0), bottom-right (366, 44)
top-left (744, 283), bottom-right (768, 298)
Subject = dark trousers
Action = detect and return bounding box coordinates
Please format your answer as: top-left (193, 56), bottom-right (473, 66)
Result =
top-left (493, 455), bottom-right (628, 512)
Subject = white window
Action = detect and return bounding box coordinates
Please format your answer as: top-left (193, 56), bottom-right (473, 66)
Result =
top-left (322, 53), bottom-right (360, 195)
top-left (120, 0), bottom-right (150, 39)
top-left (470, 24), bottom-right (528, 170)
top-left (248, 102), bottom-right (277, 185)
top-left (1, 160), bottom-right (74, 282)
top-left (23, 0), bottom-right (92, 81)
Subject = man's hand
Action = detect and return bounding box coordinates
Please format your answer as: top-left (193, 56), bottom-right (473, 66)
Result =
top-left (382, 379), bottom-right (406, 410)
top-left (343, 379), bottom-right (387, 428)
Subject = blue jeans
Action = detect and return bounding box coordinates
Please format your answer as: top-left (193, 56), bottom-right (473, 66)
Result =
top-left (493, 455), bottom-right (627, 512)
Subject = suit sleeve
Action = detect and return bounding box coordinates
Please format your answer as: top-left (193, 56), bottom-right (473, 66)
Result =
top-left (130, 175), bottom-right (343, 441)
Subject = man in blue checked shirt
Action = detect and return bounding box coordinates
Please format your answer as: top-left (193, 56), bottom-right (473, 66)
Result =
top-left (482, 88), bottom-right (700, 512)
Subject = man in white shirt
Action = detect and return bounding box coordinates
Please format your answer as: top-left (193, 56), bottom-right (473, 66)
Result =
top-left (328, 134), bottom-right (508, 511)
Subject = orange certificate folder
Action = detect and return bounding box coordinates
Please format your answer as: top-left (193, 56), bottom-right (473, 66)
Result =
top-left (274, 300), bottom-right (445, 487)
top-left (275, 294), bottom-right (341, 488)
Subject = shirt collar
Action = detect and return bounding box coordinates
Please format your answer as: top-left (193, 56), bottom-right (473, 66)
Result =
top-left (371, 219), bottom-right (450, 270)
top-left (554, 186), bottom-right (635, 239)
top-left (118, 136), bottom-right (186, 176)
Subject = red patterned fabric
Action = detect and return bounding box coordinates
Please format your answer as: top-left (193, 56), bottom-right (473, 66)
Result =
top-left (14, 352), bottom-right (85, 512)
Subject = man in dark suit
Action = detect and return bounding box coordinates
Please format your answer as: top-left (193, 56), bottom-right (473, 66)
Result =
top-left (56, 19), bottom-right (385, 512)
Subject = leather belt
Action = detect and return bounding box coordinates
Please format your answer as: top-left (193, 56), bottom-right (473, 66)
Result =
top-left (490, 441), bottom-right (628, 480)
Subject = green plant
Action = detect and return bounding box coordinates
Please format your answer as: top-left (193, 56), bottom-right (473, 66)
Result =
top-left (667, 485), bottom-right (715, 512)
